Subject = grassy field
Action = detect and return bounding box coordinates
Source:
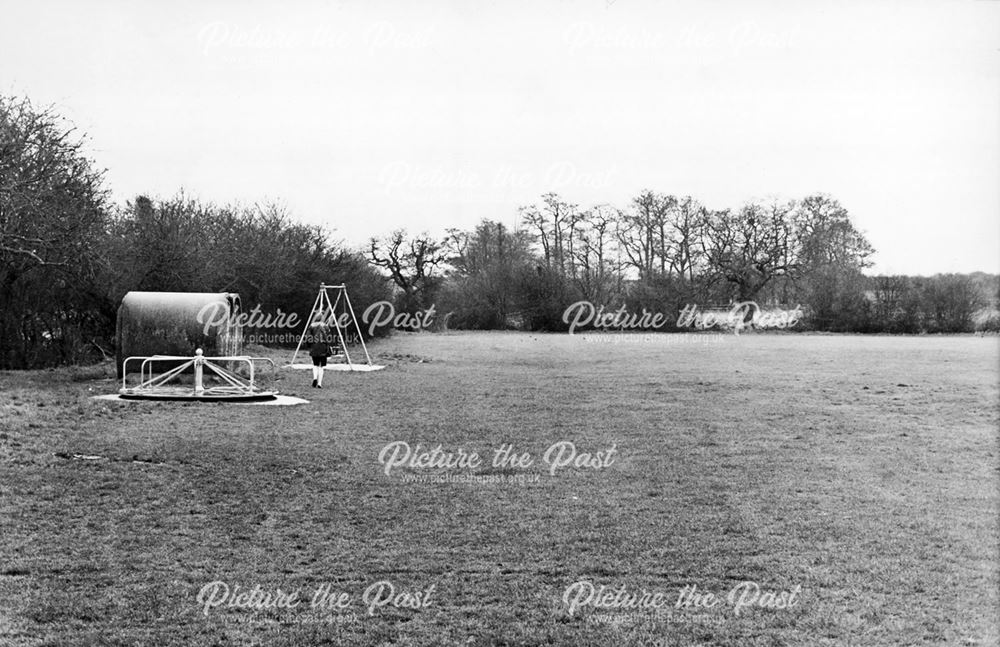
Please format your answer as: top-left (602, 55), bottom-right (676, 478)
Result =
top-left (1, 331), bottom-right (997, 646)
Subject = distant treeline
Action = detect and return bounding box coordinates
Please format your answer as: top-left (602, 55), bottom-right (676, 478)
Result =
top-left (372, 195), bottom-right (999, 335)
top-left (2, 94), bottom-right (997, 368)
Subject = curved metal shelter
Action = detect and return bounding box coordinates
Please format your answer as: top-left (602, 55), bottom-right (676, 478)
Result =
top-left (116, 291), bottom-right (243, 377)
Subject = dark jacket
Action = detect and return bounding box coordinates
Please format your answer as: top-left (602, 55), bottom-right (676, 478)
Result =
top-left (309, 330), bottom-right (332, 358)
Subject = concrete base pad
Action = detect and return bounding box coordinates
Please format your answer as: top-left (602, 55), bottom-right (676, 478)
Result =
top-left (286, 364), bottom-right (385, 372)
top-left (91, 394), bottom-right (310, 406)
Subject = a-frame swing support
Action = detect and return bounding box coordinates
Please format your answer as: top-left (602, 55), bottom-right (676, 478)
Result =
top-left (290, 284), bottom-right (374, 368)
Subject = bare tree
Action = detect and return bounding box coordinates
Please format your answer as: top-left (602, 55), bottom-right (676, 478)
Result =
top-left (704, 201), bottom-right (797, 301)
top-left (663, 196), bottom-right (708, 282)
top-left (0, 95), bottom-right (109, 367)
top-left (368, 229), bottom-right (447, 310)
top-left (615, 190), bottom-right (673, 280)
top-left (572, 204), bottom-right (622, 303)
top-left (793, 195), bottom-right (874, 270)
top-left (519, 193), bottom-right (580, 277)
top-left (0, 96), bottom-right (107, 282)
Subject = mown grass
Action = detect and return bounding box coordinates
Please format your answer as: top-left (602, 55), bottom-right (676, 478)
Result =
top-left (1, 332), bottom-right (997, 646)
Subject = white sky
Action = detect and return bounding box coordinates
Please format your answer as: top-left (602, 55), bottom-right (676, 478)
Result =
top-left (2, 0), bottom-right (998, 275)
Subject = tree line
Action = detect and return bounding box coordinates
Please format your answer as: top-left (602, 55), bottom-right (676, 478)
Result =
top-left (371, 194), bottom-right (999, 335)
top-left (0, 96), bottom-right (389, 368)
top-left (2, 94), bottom-right (997, 368)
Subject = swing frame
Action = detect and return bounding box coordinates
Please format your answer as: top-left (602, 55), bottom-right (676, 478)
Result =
top-left (289, 283), bottom-right (376, 369)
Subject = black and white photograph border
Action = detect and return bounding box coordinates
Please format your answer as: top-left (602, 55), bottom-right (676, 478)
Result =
top-left (1, 1), bottom-right (998, 646)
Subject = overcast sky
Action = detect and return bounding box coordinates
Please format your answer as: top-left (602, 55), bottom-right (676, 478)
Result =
top-left (3, 0), bottom-right (997, 275)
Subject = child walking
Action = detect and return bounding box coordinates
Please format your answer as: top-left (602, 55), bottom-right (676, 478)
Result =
top-left (309, 320), bottom-right (333, 388)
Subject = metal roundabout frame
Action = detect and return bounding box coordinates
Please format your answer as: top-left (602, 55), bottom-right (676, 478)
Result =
top-left (119, 349), bottom-right (278, 402)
